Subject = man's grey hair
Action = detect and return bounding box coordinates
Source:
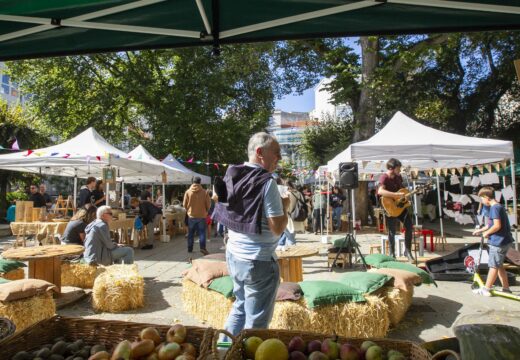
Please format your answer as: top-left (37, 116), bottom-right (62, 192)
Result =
top-left (248, 132), bottom-right (277, 160)
top-left (97, 205), bottom-right (112, 219)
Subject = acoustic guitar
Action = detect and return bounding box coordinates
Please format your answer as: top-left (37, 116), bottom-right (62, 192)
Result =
top-left (381, 183), bottom-right (432, 217)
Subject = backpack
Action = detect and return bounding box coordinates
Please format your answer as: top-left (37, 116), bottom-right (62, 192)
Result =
top-left (290, 192), bottom-right (308, 222)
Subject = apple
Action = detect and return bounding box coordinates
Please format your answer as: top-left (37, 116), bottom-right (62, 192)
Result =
top-left (288, 336), bottom-right (306, 353)
top-left (166, 324), bottom-right (187, 344)
top-left (321, 339), bottom-right (339, 360)
top-left (340, 343), bottom-right (360, 360)
top-left (307, 340), bottom-right (322, 354)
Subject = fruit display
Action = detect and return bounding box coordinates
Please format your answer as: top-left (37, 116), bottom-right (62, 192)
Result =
top-left (243, 336), bottom-right (409, 360)
top-left (10, 324), bottom-right (198, 360)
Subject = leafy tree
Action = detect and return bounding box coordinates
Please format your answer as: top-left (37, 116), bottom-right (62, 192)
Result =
top-left (0, 101), bottom-right (48, 220)
top-left (300, 114), bottom-right (354, 168)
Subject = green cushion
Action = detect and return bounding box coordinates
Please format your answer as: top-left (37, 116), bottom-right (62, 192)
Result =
top-left (0, 278), bottom-right (10, 284)
top-left (339, 272), bottom-right (393, 294)
top-left (364, 254), bottom-right (396, 267)
top-left (0, 257), bottom-right (26, 273)
top-left (299, 281), bottom-right (365, 309)
top-left (376, 261), bottom-right (437, 286)
top-left (208, 275), bottom-right (234, 298)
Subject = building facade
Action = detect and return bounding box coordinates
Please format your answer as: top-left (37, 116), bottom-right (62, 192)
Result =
top-left (0, 63), bottom-right (27, 106)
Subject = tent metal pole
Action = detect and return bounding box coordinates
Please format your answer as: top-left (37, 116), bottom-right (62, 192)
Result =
top-left (121, 181), bottom-right (125, 209)
top-left (502, 174), bottom-right (508, 210)
top-left (73, 175), bottom-right (78, 210)
top-left (326, 178), bottom-right (330, 236)
top-left (351, 188), bottom-right (356, 237)
top-left (436, 175), bottom-right (444, 239)
top-left (511, 158), bottom-right (518, 250)
top-left (412, 180), bottom-right (419, 226)
top-left (105, 181), bottom-right (109, 207)
top-left (162, 182), bottom-right (167, 239)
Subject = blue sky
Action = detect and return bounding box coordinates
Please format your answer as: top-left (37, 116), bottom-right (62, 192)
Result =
top-left (274, 37), bottom-right (360, 112)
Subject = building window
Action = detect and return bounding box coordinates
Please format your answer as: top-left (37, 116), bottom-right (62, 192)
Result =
top-left (1, 74), bottom-right (9, 84)
top-left (1, 84), bottom-right (8, 94)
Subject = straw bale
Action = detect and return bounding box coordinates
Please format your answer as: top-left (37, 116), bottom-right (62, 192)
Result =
top-left (92, 264), bottom-right (144, 313)
top-left (103, 263), bottom-right (139, 274)
top-left (61, 262), bottom-right (103, 288)
top-left (182, 278), bottom-right (389, 338)
top-left (379, 285), bottom-right (414, 327)
top-left (0, 292), bottom-right (55, 333)
top-left (1, 268), bottom-right (24, 281)
top-left (182, 278), bottom-right (233, 328)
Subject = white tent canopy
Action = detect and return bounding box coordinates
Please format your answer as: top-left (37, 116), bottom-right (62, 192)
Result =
top-left (161, 154), bottom-right (211, 185)
top-left (119, 145), bottom-right (193, 184)
top-left (328, 111), bottom-right (513, 173)
top-left (0, 127), bottom-right (166, 178)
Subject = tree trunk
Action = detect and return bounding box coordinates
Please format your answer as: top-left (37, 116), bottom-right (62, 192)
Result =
top-left (354, 36), bottom-right (379, 142)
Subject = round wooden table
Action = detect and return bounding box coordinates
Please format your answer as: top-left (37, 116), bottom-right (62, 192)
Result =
top-left (1, 245), bottom-right (84, 294)
top-left (276, 245), bottom-right (319, 282)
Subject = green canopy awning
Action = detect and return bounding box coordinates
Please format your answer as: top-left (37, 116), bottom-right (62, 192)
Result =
top-left (0, 0), bottom-right (519, 60)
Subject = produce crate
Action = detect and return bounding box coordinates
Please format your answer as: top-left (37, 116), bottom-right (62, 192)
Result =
top-left (0, 315), bottom-right (214, 360)
top-left (214, 328), bottom-right (431, 360)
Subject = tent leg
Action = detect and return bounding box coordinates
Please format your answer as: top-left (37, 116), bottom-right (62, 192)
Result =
top-left (106, 181), bottom-right (109, 207)
top-left (121, 181), bottom-right (125, 209)
top-left (412, 180), bottom-right (419, 227)
top-left (162, 182), bottom-right (167, 238)
top-left (351, 188), bottom-right (356, 237)
top-left (326, 180), bottom-right (330, 236)
top-left (511, 159), bottom-right (518, 250)
top-left (502, 175), bottom-right (508, 211)
top-left (73, 175), bottom-right (78, 210)
top-left (436, 176), bottom-right (444, 239)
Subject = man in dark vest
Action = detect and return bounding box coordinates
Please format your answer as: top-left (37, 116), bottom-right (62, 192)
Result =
top-left (213, 132), bottom-right (289, 337)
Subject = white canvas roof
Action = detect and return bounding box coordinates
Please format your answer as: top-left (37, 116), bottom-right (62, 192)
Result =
top-left (328, 111), bottom-right (514, 173)
top-left (119, 145), bottom-right (194, 184)
top-left (161, 154), bottom-right (211, 185)
top-left (0, 127), bottom-right (165, 178)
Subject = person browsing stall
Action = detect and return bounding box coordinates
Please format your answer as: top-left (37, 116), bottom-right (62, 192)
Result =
top-left (472, 186), bottom-right (514, 296)
top-left (213, 132), bottom-right (289, 336)
top-left (39, 184), bottom-right (52, 209)
top-left (83, 206), bottom-right (134, 265)
top-left (183, 177), bottom-right (211, 255)
top-left (61, 205), bottom-right (97, 245)
top-left (378, 158), bottom-right (414, 260)
top-left (29, 184), bottom-right (46, 208)
top-left (78, 177), bottom-right (96, 207)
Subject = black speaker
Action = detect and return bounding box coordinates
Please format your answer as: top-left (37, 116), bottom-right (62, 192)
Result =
top-left (339, 162), bottom-right (358, 189)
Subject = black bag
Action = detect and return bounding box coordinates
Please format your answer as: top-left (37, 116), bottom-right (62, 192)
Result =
top-left (290, 192), bottom-right (308, 222)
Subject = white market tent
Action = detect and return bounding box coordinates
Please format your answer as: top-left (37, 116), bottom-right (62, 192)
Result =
top-left (0, 127), bottom-right (167, 206)
top-left (161, 154), bottom-right (211, 185)
top-left (327, 111), bottom-right (517, 248)
top-left (0, 127), bottom-right (166, 178)
top-left (121, 145), bottom-right (193, 185)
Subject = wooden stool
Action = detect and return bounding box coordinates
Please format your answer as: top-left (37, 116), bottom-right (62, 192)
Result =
top-left (327, 252), bottom-right (350, 269)
top-left (435, 235), bottom-right (447, 251)
top-left (369, 244), bottom-right (382, 254)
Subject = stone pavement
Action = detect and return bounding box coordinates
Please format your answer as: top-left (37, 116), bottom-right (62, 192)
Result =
top-left (1, 217), bottom-right (519, 343)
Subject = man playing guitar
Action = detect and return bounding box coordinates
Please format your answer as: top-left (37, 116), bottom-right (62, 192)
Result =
top-left (378, 158), bottom-right (414, 261)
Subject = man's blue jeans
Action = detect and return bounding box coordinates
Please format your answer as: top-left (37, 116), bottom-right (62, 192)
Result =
top-left (224, 251), bottom-right (280, 337)
top-left (187, 217), bottom-right (207, 251)
top-left (111, 246), bottom-right (134, 264)
top-left (332, 207), bottom-right (342, 231)
top-left (278, 229), bottom-right (295, 246)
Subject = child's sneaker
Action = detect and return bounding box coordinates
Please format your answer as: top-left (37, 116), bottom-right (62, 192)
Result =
top-left (473, 287), bottom-right (492, 297)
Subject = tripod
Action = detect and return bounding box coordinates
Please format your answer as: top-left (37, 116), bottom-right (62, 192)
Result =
top-left (329, 190), bottom-right (368, 271)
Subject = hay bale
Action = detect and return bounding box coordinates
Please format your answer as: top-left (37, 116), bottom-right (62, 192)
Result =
top-left (0, 292), bottom-right (55, 333)
top-left (61, 262), bottom-right (103, 288)
top-left (92, 264), bottom-right (144, 313)
top-left (182, 278), bottom-right (234, 328)
top-left (271, 297), bottom-right (389, 338)
top-left (1, 268), bottom-right (24, 281)
top-left (181, 278), bottom-right (389, 338)
top-left (379, 285), bottom-right (414, 327)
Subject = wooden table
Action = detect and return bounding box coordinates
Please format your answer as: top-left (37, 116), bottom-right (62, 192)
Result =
top-left (276, 245), bottom-right (319, 282)
top-left (1, 245), bottom-right (84, 294)
top-left (10, 221), bottom-right (69, 247)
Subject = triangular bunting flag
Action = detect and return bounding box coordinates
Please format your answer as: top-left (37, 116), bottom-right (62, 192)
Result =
top-left (11, 139), bottom-right (19, 150)
top-left (24, 149), bottom-right (33, 156)
top-left (96, 156), bottom-right (101, 161)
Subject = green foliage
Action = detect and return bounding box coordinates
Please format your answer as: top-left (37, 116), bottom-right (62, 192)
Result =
top-left (300, 114), bottom-right (354, 169)
top-left (276, 160), bottom-right (297, 182)
top-left (6, 190), bottom-right (28, 202)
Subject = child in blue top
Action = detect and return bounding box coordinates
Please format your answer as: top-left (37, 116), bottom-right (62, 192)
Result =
top-left (472, 186), bottom-right (514, 296)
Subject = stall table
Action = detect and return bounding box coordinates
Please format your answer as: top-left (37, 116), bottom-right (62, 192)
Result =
top-left (1, 245), bottom-right (84, 294)
top-left (109, 218), bottom-right (134, 245)
top-left (276, 245), bottom-right (319, 282)
top-left (10, 221), bottom-right (68, 247)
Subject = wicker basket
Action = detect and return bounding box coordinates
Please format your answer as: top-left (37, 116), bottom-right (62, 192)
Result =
top-left (0, 317), bottom-right (15, 342)
top-left (216, 328), bottom-right (431, 360)
top-left (0, 315), bottom-right (214, 360)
